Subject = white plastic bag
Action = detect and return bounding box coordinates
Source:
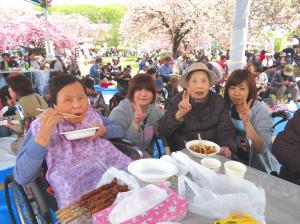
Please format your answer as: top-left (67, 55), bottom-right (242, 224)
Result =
top-left (160, 155), bottom-right (189, 176)
top-left (171, 152), bottom-right (266, 224)
top-left (287, 100), bottom-right (298, 112)
top-left (96, 167), bottom-right (140, 190)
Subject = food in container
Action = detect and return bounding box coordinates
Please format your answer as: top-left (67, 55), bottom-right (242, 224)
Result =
top-left (186, 140), bottom-right (221, 158)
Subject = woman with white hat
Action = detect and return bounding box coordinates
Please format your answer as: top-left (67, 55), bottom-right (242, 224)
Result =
top-left (158, 62), bottom-right (236, 155)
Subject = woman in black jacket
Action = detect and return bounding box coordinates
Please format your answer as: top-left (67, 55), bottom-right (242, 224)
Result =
top-left (158, 63), bottom-right (236, 156)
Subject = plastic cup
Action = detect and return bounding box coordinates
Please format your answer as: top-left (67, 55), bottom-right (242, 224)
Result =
top-left (201, 158), bottom-right (221, 173)
top-left (224, 161), bottom-right (247, 179)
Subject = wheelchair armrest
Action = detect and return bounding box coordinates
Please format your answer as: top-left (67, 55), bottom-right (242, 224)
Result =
top-left (244, 136), bottom-right (254, 167)
top-left (110, 138), bottom-right (143, 160)
top-left (235, 129), bottom-right (254, 167)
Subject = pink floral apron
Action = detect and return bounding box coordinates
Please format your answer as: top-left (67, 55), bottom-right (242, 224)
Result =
top-left (31, 107), bottom-right (131, 208)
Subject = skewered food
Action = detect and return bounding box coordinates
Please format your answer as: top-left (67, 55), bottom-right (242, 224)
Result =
top-left (56, 178), bottom-right (129, 224)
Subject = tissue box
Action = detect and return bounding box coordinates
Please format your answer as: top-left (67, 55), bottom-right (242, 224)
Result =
top-left (92, 183), bottom-right (188, 224)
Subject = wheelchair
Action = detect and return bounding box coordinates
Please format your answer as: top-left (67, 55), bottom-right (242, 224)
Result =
top-left (4, 138), bottom-right (144, 224)
top-left (233, 110), bottom-right (291, 167)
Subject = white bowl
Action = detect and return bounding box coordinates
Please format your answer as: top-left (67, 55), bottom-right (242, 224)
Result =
top-left (61, 127), bottom-right (99, 140)
top-left (201, 157), bottom-right (222, 173)
top-left (224, 161), bottom-right (247, 179)
top-left (186, 140), bottom-right (221, 158)
top-left (127, 159), bottom-right (178, 183)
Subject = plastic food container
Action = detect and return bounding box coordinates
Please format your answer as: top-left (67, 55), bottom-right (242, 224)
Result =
top-left (224, 161), bottom-right (247, 179)
top-left (127, 159), bottom-right (178, 183)
top-left (61, 127), bottom-right (99, 140)
top-left (201, 157), bottom-right (221, 173)
top-left (186, 140), bottom-right (221, 158)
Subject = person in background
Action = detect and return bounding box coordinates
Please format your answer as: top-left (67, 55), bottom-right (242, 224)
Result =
top-left (147, 68), bottom-right (157, 79)
top-left (158, 56), bottom-right (173, 83)
top-left (109, 74), bottom-right (164, 154)
top-left (82, 77), bottom-right (108, 116)
top-left (276, 52), bottom-right (288, 68)
top-left (100, 64), bottom-right (110, 81)
top-left (46, 56), bottom-right (64, 75)
top-left (0, 85), bottom-right (16, 137)
top-left (109, 78), bottom-right (129, 111)
top-left (28, 52), bottom-right (40, 70)
top-left (90, 57), bottom-right (102, 83)
top-left (165, 75), bottom-right (179, 105)
top-left (259, 50), bottom-right (266, 64)
top-left (256, 66), bottom-right (271, 99)
top-left (0, 85), bottom-right (16, 116)
top-left (174, 51), bottom-right (189, 76)
top-left (271, 64), bottom-right (298, 103)
top-left (120, 67), bottom-right (132, 80)
top-left (217, 55), bottom-right (227, 71)
top-left (272, 109), bottom-right (300, 185)
top-left (245, 63), bottom-right (257, 78)
top-left (261, 53), bottom-right (274, 68)
top-left (0, 53), bottom-right (20, 88)
top-left (67, 57), bottom-right (81, 77)
top-left (154, 77), bottom-right (168, 110)
top-left (0, 53), bottom-right (19, 71)
top-left (111, 57), bottom-right (122, 73)
top-left (158, 63), bottom-right (236, 154)
top-left (224, 69), bottom-right (279, 173)
top-left (5, 75), bottom-right (48, 133)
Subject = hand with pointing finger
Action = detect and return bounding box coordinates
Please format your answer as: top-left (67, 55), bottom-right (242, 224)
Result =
top-left (176, 90), bottom-right (192, 121)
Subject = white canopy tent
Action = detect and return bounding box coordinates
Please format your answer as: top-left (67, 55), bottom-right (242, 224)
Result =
top-left (227, 0), bottom-right (251, 74)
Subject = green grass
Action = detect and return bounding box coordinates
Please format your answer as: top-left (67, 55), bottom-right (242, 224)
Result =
top-left (102, 56), bottom-right (139, 75)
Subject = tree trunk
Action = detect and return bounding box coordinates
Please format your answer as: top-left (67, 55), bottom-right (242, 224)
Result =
top-left (172, 39), bottom-right (181, 59)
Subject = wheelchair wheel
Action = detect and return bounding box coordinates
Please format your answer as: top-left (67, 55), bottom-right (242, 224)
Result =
top-left (11, 180), bottom-right (38, 224)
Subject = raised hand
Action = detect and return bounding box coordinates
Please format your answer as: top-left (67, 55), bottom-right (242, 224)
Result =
top-left (131, 102), bottom-right (146, 130)
top-left (236, 98), bottom-right (253, 124)
top-left (89, 124), bottom-right (107, 140)
top-left (35, 108), bottom-right (64, 147)
top-left (176, 90), bottom-right (192, 121)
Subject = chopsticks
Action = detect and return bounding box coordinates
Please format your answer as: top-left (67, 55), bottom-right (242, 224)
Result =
top-left (36, 108), bottom-right (80, 118)
top-left (198, 133), bottom-right (207, 154)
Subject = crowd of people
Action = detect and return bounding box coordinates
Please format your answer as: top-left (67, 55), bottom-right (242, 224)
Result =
top-left (1, 46), bottom-right (300, 210)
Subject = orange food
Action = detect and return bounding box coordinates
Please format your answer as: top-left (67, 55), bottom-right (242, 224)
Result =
top-left (190, 144), bottom-right (216, 154)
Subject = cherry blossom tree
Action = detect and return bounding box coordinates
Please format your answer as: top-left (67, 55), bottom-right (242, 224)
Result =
top-left (0, 7), bottom-right (84, 53)
top-left (120, 0), bottom-right (300, 56)
top-left (120, 0), bottom-right (208, 57)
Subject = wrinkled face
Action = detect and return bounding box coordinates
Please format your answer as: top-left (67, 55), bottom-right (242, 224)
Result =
top-left (228, 81), bottom-right (250, 106)
top-left (187, 71), bottom-right (210, 102)
top-left (55, 82), bottom-right (89, 124)
top-left (133, 89), bottom-right (154, 107)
